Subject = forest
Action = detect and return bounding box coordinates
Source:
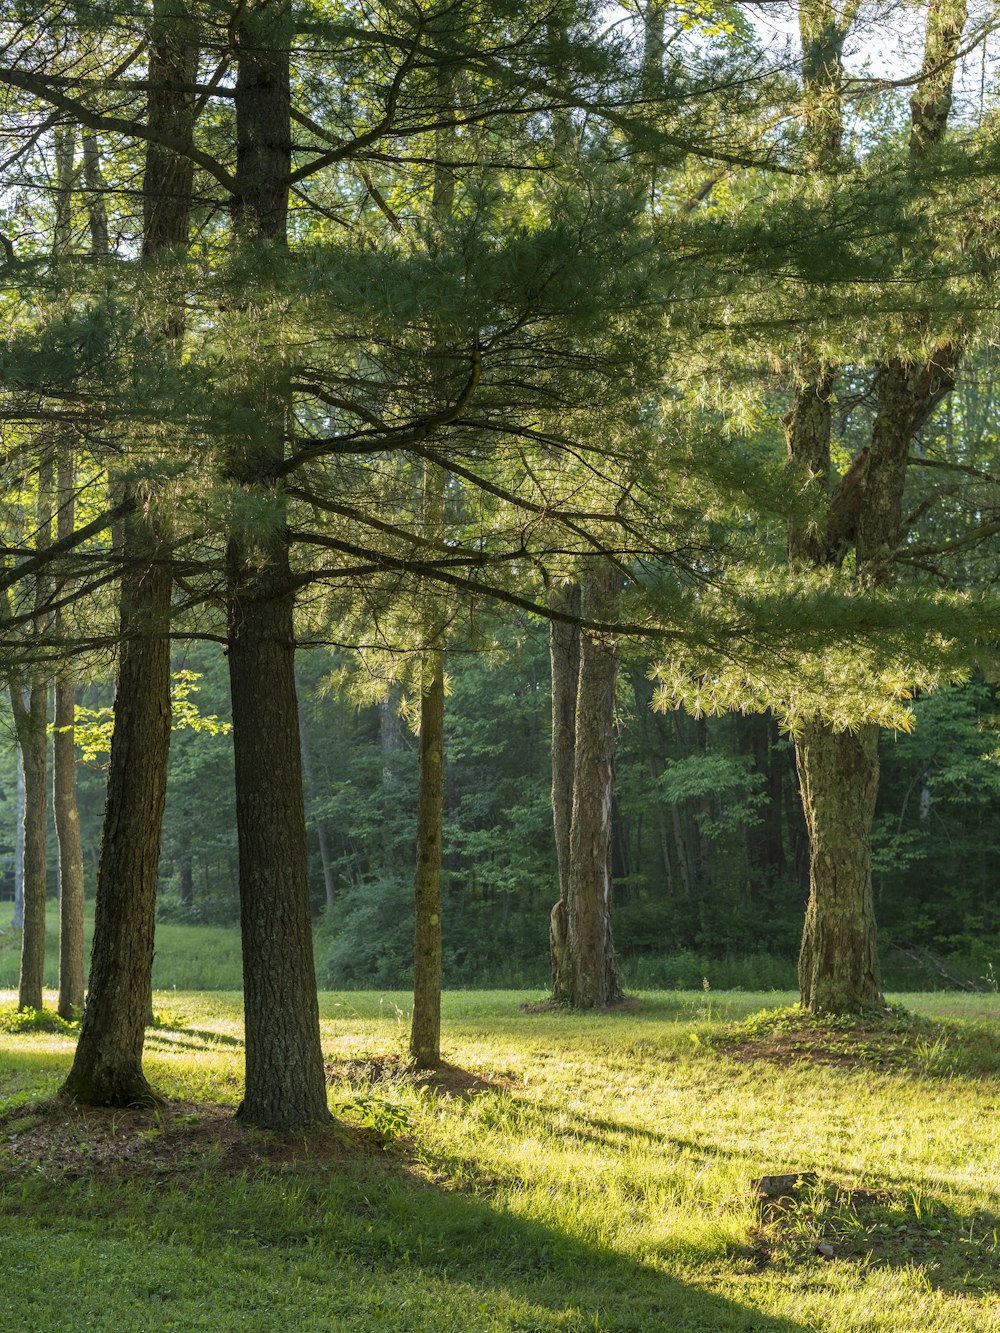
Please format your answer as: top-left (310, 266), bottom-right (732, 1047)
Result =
top-left (0, 2), bottom-right (999, 1328)
top-left (2, 0), bottom-right (1000, 1095)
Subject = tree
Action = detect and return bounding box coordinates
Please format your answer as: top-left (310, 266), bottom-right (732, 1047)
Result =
top-left (63, 0), bottom-right (197, 1104)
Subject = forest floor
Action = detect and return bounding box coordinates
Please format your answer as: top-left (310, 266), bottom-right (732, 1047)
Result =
top-left (0, 988), bottom-right (998, 1332)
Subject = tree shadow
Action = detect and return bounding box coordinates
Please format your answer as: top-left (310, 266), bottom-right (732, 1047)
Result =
top-left (0, 1098), bottom-right (813, 1332)
top-left (750, 1180), bottom-right (1000, 1298)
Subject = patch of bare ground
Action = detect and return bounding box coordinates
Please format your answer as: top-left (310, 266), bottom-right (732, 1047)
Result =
top-left (325, 1054), bottom-right (515, 1100)
top-left (714, 1005), bottom-right (999, 1076)
top-left (0, 1097), bottom-right (386, 1181)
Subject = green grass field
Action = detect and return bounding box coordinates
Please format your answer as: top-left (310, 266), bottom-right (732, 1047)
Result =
top-left (1, 986), bottom-right (998, 1332)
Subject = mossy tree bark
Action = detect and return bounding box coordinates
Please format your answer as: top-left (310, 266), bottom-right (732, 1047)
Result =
top-left (795, 721), bottom-right (881, 1012)
top-left (789, 0), bottom-right (964, 1015)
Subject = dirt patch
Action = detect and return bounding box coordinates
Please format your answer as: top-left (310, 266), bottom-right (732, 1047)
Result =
top-left (325, 1054), bottom-right (514, 1100)
top-left (0, 1097), bottom-right (385, 1181)
top-left (713, 1008), bottom-right (989, 1074)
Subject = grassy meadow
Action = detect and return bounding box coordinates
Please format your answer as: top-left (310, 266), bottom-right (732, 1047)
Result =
top-left (1, 981), bottom-right (998, 1332)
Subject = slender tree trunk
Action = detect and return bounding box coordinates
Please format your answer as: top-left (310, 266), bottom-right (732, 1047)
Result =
top-left (548, 580), bottom-right (580, 986)
top-left (554, 561), bottom-right (621, 1008)
top-left (410, 650), bottom-right (445, 1066)
top-left (299, 703), bottom-right (336, 911)
top-left (227, 0), bottom-right (328, 1128)
top-left (14, 681), bottom-right (48, 1011)
top-left (796, 721), bottom-right (881, 1012)
top-left (54, 449), bottom-right (86, 1018)
top-left (63, 1), bottom-right (196, 1103)
top-left (54, 676), bottom-right (85, 1018)
top-left (12, 746), bottom-right (24, 929)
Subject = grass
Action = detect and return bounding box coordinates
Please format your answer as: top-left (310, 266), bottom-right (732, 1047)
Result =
top-left (1, 988), bottom-right (998, 1331)
top-left (0, 900), bottom-right (244, 991)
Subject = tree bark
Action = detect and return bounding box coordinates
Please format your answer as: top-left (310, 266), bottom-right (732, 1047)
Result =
top-left (13, 447), bottom-right (54, 1012)
top-left (553, 560), bottom-right (621, 1008)
top-left (227, 0), bottom-right (329, 1128)
top-left (62, 543), bottom-right (171, 1103)
top-left (790, 0), bottom-right (966, 1015)
top-left (54, 674), bottom-right (85, 1019)
top-left (13, 681), bottom-right (48, 1011)
top-left (796, 721), bottom-right (881, 1012)
top-left (63, 0), bottom-right (196, 1104)
top-left (410, 649), bottom-right (445, 1066)
top-left (548, 580), bottom-right (580, 986)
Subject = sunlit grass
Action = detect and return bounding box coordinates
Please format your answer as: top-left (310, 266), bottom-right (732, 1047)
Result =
top-left (2, 989), bottom-right (998, 1331)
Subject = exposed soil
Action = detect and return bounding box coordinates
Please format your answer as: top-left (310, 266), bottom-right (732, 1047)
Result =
top-left (325, 1054), bottom-right (515, 1100)
top-left (0, 1097), bottom-right (386, 1181)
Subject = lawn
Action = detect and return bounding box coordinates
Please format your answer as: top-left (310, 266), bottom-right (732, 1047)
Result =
top-left (1, 987), bottom-right (997, 1332)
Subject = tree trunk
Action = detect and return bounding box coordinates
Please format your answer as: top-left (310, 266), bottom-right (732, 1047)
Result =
top-left (227, 0), bottom-right (329, 1129)
top-left (54, 447), bottom-right (86, 1019)
top-left (62, 543), bottom-right (171, 1103)
top-left (11, 745), bottom-right (24, 929)
top-left (788, 0), bottom-right (965, 1014)
top-left (14, 682), bottom-right (48, 1011)
top-left (410, 650), bottom-right (445, 1066)
top-left (554, 560), bottom-right (621, 1008)
top-left (63, 0), bottom-right (196, 1104)
top-left (548, 580), bottom-right (580, 986)
top-left (54, 676), bottom-right (85, 1018)
top-left (299, 702), bottom-right (336, 911)
top-left (796, 720), bottom-right (882, 1012)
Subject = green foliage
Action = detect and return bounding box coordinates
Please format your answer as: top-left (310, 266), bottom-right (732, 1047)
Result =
top-left (0, 1005), bottom-right (76, 1035)
top-left (71, 671), bottom-right (230, 763)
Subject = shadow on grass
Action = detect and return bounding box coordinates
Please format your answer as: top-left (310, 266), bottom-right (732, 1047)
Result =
top-left (751, 1179), bottom-right (1000, 1299)
top-left (144, 1026), bottom-right (245, 1052)
top-left (0, 1098), bottom-right (811, 1333)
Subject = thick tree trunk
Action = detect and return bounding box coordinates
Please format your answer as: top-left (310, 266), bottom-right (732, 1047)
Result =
top-left (410, 650), bottom-right (445, 1066)
top-left (795, 720), bottom-right (881, 1012)
top-left (548, 580), bottom-right (580, 986)
top-left (14, 683), bottom-right (48, 1011)
top-left (788, 0), bottom-right (965, 1015)
top-left (553, 561), bottom-right (621, 1008)
top-left (63, 0), bottom-right (196, 1104)
top-left (227, 573), bottom-right (329, 1127)
top-left (227, 0), bottom-right (329, 1128)
top-left (63, 545), bottom-right (171, 1104)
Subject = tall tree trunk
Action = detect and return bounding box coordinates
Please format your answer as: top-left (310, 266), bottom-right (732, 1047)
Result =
top-left (792, 0), bottom-right (965, 1014)
top-left (795, 721), bottom-right (881, 1011)
top-left (13, 680), bottom-right (48, 1011)
top-left (11, 746), bottom-right (24, 929)
top-left (410, 649), bottom-right (445, 1066)
top-left (554, 560), bottom-right (621, 1008)
top-left (227, 0), bottom-right (328, 1129)
top-left (299, 709), bottom-right (336, 912)
top-left (63, 0), bottom-right (196, 1104)
top-left (54, 675), bottom-right (85, 1018)
top-left (548, 580), bottom-right (580, 986)
top-left (13, 448), bottom-right (54, 1011)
